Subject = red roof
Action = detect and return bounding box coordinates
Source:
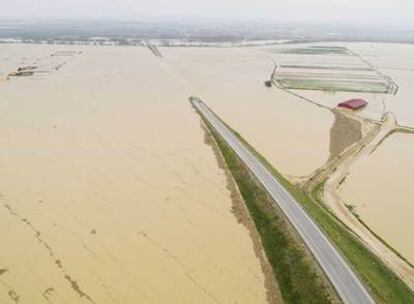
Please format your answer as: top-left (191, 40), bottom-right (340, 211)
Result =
top-left (338, 99), bottom-right (368, 110)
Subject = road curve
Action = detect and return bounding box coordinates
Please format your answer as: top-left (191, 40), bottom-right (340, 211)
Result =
top-left (191, 97), bottom-right (375, 304)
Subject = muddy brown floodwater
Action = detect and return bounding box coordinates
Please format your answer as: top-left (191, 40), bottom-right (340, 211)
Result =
top-left (163, 47), bottom-right (333, 179)
top-left (0, 44), bottom-right (277, 303)
top-left (2, 41), bottom-right (412, 302)
top-left (340, 132), bottom-right (414, 263)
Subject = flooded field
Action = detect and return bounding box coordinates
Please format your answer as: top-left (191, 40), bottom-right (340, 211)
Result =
top-left (268, 42), bottom-right (414, 266)
top-left (1, 40), bottom-right (413, 302)
top-left (163, 47), bottom-right (333, 178)
top-left (340, 132), bottom-right (414, 263)
top-left (0, 44), bottom-right (275, 303)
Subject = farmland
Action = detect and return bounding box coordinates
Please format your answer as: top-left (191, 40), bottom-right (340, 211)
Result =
top-left (271, 46), bottom-right (398, 94)
top-left (275, 78), bottom-right (390, 93)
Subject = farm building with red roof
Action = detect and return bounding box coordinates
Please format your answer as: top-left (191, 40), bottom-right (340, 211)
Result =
top-left (338, 99), bottom-right (368, 110)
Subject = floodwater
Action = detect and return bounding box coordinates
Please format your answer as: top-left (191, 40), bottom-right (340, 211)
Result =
top-left (269, 42), bottom-right (414, 264)
top-left (163, 47), bottom-right (333, 178)
top-left (2, 41), bottom-right (412, 302)
top-left (340, 132), bottom-right (414, 263)
top-left (0, 44), bottom-right (274, 303)
top-left (354, 42), bottom-right (414, 128)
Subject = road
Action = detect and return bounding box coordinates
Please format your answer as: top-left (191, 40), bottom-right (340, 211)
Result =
top-left (191, 97), bottom-right (375, 304)
top-left (144, 40), bottom-right (163, 58)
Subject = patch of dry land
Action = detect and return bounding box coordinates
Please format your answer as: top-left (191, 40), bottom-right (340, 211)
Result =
top-left (0, 44), bottom-right (279, 303)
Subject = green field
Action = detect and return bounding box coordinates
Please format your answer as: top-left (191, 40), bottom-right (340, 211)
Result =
top-left (276, 77), bottom-right (390, 93)
top-left (273, 46), bottom-right (351, 55)
top-left (279, 64), bottom-right (374, 72)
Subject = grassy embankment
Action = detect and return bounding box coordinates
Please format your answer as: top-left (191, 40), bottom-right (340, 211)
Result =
top-left (205, 121), bottom-right (336, 304)
top-left (202, 114), bottom-right (414, 303)
top-left (231, 127), bottom-right (414, 304)
top-left (344, 203), bottom-right (414, 269)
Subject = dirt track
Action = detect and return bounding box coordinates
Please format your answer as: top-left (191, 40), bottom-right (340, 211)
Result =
top-left (310, 112), bottom-right (414, 290)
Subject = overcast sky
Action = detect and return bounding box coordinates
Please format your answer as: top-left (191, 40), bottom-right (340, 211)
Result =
top-left (1, 0), bottom-right (413, 28)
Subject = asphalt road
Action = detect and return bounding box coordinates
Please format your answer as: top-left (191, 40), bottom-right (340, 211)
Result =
top-left (191, 97), bottom-right (375, 304)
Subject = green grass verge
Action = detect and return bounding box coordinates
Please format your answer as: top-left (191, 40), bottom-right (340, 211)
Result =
top-left (229, 129), bottom-right (414, 304)
top-left (345, 204), bottom-right (414, 269)
top-left (208, 124), bottom-right (334, 304)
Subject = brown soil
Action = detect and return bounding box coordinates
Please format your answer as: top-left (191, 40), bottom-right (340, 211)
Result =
top-left (329, 111), bottom-right (362, 160)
